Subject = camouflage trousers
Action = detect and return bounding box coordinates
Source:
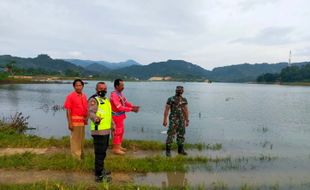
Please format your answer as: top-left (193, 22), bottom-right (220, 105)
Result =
top-left (166, 119), bottom-right (185, 148)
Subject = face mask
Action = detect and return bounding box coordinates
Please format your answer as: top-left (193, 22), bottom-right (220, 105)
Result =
top-left (97, 90), bottom-right (107, 97)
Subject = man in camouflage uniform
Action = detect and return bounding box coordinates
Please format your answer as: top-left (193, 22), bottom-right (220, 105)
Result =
top-left (163, 86), bottom-right (189, 157)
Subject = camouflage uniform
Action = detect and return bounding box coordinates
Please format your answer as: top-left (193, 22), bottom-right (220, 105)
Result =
top-left (166, 95), bottom-right (188, 149)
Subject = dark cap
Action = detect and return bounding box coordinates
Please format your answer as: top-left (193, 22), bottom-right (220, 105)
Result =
top-left (176, 86), bottom-right (184, 90)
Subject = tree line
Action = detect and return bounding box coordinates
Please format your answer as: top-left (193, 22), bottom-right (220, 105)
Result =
top-left (257, 64), bottom-right (310, 83)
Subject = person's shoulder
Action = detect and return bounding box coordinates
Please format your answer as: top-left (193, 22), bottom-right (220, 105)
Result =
top-left (89, 98), bottom-right (98, 106)
top-left (166, 96), bottom-right (174, 103)
top-left (88, 94), bottom-right (97, 101)
top-left (66, 91), bottom-right (75, 98)
top-left (88, 95), bottom-right (99, 105)
top-left (110, 91), bottom-right (117, 96)
top-left (182, 97), bottom-right (188, 104)
top-left (82, 92), bottom-right (88, 98)
top-left (105, 98), bottom-right (111, 103)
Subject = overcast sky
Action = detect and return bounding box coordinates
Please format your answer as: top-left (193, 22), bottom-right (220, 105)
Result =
top-left (0, 0), bottom-right (309, 69)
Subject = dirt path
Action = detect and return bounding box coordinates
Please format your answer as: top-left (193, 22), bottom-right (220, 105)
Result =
top-left (0, 147), bottom-right (65, 156)
top-left (0, 147), bottom-right (164, 157)
top-left (0, 169), bottom-right (133, 185)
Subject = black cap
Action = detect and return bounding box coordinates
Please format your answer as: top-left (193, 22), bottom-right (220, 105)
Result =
top-left (176, 86), bottom-right (184, 90)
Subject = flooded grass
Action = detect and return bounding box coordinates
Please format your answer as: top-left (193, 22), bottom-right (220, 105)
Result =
top-left (0, 152), bottom-right (228, 172)
top-left (0, 129), bottom-right (221, 151)
top-left (0, 151), bottom-right (278, 173)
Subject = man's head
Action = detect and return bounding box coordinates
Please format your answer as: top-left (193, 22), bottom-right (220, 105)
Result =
top-left (73, 79), bottom-right (84, 94)
top-left (114, 79), bottom-right (124, 92)
top-left (96, 82), bottom-right (107, 97)
top-left (175, 86), bottom-right (184, 96)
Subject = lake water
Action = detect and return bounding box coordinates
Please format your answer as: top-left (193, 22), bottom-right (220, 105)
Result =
top-left (1, 81), bottom-right (310, 187)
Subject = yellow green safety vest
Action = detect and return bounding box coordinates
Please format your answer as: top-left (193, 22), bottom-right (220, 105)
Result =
top-left (90, 96), bottom-right (112, 131)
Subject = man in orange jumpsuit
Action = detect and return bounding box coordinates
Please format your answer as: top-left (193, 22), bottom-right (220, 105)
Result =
top-left (110, 79), bottom-right (140, 155)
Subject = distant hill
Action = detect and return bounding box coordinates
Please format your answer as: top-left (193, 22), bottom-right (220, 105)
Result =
top-left (207, 63), bottom-right (289, 82)
top-left (65, 59), bottom-right (140, 70)
top-left (1, 54), bottom-right (309, 82)
top-left (0, 54), bottom-right (86, 76)
top-left (85, 63), bottom-right (111, 74)
top-left (114, 60), bottom-right (210, 80)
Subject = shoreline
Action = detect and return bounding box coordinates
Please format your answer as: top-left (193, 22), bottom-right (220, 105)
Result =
top-left (1, 76), bottom-right (310, 86)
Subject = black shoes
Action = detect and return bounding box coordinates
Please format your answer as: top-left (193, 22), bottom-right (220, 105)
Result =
top-left (103, 169), bottom-right (111, 176)
top-left (95, 169), bottom-right (112, 183)
top-left (166, 144), bottom-right (188, 157)
top-left (178, 145), bottom-right (188, 156)
top-left (166, 144), bottom-right (171, 157)
top-left (95, 174), bottom-right (112, 183)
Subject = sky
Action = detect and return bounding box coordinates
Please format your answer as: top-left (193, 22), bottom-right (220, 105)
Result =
top-left (0, 0), bottom-right (309, 70)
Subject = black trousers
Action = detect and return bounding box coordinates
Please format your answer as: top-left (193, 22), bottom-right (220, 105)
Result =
top-left (92, 134), bottom-right (110, 176)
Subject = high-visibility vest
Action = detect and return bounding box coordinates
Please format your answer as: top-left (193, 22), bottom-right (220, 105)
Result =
top-left (90, 96), bottom-right (112, 131)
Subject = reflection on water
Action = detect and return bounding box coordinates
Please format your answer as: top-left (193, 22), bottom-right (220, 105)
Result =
top-left (5, 84), bottom-right (20, 107)
top-left (161, 172), bottom-right (187, 188)
top-left (39, 104), bottom-right (64, 115)
top-left (136, 169), bottom-right (310, 189)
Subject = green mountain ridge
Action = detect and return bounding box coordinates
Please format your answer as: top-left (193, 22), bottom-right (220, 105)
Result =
top-left (1, 54), bottom-right (309, 82)
top-left (113, 60), bottom-right (209, 80)
top-left (0, 54), bottom-right (87, 76)
top-left (66, 59), bottom-right (140, 70)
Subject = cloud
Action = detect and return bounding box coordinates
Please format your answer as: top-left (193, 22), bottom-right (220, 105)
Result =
top-left (238, 0), bottom-right (279, 11)
top-left (295, 47), bottom-right (310, 57)
top-left (231, 27), bottom-right (295, 46)
top-left (0, 0), bottom-right (309, 68)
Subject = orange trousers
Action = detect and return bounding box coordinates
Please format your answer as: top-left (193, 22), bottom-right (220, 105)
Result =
top-left (112, 114), bottom-right (126, 145)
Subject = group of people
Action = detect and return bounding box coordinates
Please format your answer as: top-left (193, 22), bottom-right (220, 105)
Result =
top-left (64, 79), bottom-right (189, 182)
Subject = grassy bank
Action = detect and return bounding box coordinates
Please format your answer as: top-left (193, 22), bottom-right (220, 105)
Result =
top-left (0, 128), bottom-right (221, 151)
top-left (0, 152), bottom-right (232, 172)
top-left (0, 151), bottom-right (277, 173)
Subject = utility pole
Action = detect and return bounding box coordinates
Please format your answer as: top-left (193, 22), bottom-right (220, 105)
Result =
top-left (288, 50), bottom-right (292, 67)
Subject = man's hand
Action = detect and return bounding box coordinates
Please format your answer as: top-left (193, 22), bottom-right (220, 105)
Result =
top-left (163, 120), bottom-right (168, 127)
top-left (68, 123), bottom-right (73, 131)
top-left (132, 106), bottom-right (140, 113)
top-left (185, 120), bottom-right (189, 127)
top-left (95, 117), bottom-right (101, 124)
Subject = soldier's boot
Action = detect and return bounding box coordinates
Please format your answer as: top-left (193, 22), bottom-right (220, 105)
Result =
top-left (112, 144), bottom-right (125, 155)
top-left (178, 145), bottom-right (187, 156)
top-left (166, 144), bottom-right (171, 157)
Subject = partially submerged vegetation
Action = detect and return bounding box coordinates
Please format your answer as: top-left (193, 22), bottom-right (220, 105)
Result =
top-left (1, 181), bottom-right (302, 190)
top-left (1, 112), bottom-right (220, 150)
top-left (0, 112), bottom-right (284, 189)
top-left (0, 152), bottom-right (233, 172)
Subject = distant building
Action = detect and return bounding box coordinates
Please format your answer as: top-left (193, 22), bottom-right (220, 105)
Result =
top-left (148, 76), bottom-right (172, 81)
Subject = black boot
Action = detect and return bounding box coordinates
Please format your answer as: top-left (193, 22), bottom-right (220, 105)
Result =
top-left (103, 169), bottom-right (111, 176)
top-left (178, 145), bottom-right (187, 155)
top-left (95, 169), bottom-right (112, 183)
top-left (166, 144), bottom-right (171, 157)
top-left (95, 174), bottom-right (112, 183)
